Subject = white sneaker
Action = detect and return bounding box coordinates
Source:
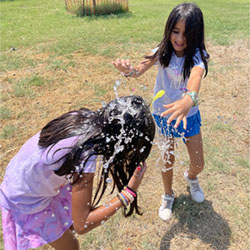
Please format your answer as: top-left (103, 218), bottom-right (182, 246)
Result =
top-left (184, 170), bottom-right (204, 203)
top-left (158, 194), bottom-right (175, 221)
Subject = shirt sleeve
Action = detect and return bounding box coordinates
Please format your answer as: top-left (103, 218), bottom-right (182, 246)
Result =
top-left (80, 155), bottom-right (97, 173)
top-left (193, 49), bottom-right (207, 69)
top-left (152, 47), bottom-right (159, 66)
top-left (152, 47), bottom-right (158, 54)
top-left (40, 136), bottom-right (79, 165)
top-left (40, 136), bottom-right (96, 174)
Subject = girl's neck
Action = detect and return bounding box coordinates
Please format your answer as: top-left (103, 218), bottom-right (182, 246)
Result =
top-left (174, 50), bottom-right (185, 58)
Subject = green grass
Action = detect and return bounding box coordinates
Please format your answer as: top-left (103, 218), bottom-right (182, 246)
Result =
top-left (26, 75), bottom-right (46, 86)
top-left (0, 125), bottom-right (17, 139)
top-left (45, 58), bottom-right (75, 72)
top-left (201, 0), bottom-right (250, 44)
top-left (0, 53), bottom-right (38, 72)
top-left (12, 81), bottom-right (34, 97)
top-left (8, 75), bottom-right (47, 97)
top-left (0, 0), bottom-right (249, 56)
top-left (0, 106), bottom-right (13, 119)
top-left (234, 156), bottom-right (250, 169)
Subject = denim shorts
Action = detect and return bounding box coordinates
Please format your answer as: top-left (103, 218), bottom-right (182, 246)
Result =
top-left (153, 110), bottom-right (201, 139)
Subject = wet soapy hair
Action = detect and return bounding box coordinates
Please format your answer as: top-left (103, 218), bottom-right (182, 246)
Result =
top-left (39, 95), bottom-right (155, 216)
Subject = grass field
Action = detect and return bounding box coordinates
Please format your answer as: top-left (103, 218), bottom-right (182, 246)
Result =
top-left (0, 0), bottom-right (249, 249)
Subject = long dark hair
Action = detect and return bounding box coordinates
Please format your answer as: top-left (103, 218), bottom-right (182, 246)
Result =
top-left (149, 2), bottom-right (209, 80)
top-left (39, 96), bottom-right (155, 216)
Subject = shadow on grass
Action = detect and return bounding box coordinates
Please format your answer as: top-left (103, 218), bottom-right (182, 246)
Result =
top-left (160, 195), bottom-right (231, 250)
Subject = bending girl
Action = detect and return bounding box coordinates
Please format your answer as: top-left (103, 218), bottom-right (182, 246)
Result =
top-left (0, 95), bottom-right (155, 250)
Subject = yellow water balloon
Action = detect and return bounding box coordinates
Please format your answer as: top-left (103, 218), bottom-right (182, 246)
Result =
top-left (151, 90), bottom-right (165, 107)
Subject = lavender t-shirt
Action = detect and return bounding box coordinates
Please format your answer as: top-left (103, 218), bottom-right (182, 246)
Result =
top-left (0, 132), bottom-right (96, 214)
top-left (152, 49), bottom-right (206, 117)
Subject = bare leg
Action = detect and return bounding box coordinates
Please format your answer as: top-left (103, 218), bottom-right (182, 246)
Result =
top-left (158, 137), bottom-right (175, 221)
top-left (49, 228), bottom-right (79, 250)
top-left (161, 137), bottom-right (175, 195)
top-left (185, 132), bottom-right (204, 179)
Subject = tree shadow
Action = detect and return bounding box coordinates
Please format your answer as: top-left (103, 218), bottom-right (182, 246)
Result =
top-left (160, 195), bottom-right (231, 250)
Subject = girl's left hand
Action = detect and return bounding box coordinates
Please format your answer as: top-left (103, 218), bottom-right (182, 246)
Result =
top-left (161, 95), bottom-right (193, 129)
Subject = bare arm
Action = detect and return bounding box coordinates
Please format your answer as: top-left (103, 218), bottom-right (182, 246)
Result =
top-left (161, 66), bottom-right (204, 129)
top-left (112, 54), bottom-right (157, 78)
top-left (71, 163), bottom-right (146, 234)
top-left (186, 66), bottom-right (204, 93)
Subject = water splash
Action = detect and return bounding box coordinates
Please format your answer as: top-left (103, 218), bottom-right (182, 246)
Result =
top-left (154, 120), bottom-right (188, 172)
top-left (114, 80), bottom-right (121, 99)
top-left (110, 80), bottom-right (185, 178)
top-left (102, 97), bottom-right (142, 170)
top-left (113, 78), bottom-right (149, 100)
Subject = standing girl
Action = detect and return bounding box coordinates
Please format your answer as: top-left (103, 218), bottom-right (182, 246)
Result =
top-left (0, 95), bottom-right (155, 250)
top-left (112, 3), bottom-right (209, 221)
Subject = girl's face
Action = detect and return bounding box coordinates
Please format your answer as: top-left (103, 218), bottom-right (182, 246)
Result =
top-left (170, 19), bottom-right (187, 57)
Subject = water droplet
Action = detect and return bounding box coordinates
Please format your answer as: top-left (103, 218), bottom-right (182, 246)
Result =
top-left (140, 146), bottom-right (146, 153)
top-left (106, 178), bottom-right (112, 184)
top-left (115, 80), bottom-right (120, 86)
top-left (108, 117), bottom-right (114, 123)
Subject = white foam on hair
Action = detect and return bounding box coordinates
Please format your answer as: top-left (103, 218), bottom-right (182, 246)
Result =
top-left (102, 97), bottom-right (142, 171)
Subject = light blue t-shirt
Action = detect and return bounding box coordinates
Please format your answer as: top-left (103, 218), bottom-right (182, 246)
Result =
top-left (152, 49), bottom-right (205, 118)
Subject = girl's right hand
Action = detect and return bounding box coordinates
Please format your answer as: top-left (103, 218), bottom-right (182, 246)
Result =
top-left (111, 59), bottom-right (132, 74)
top-left (127, 162), bottom-right (147, 192)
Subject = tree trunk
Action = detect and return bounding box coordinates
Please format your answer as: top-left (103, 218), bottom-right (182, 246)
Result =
top-left (93, 0), bottom-right (96, 15)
